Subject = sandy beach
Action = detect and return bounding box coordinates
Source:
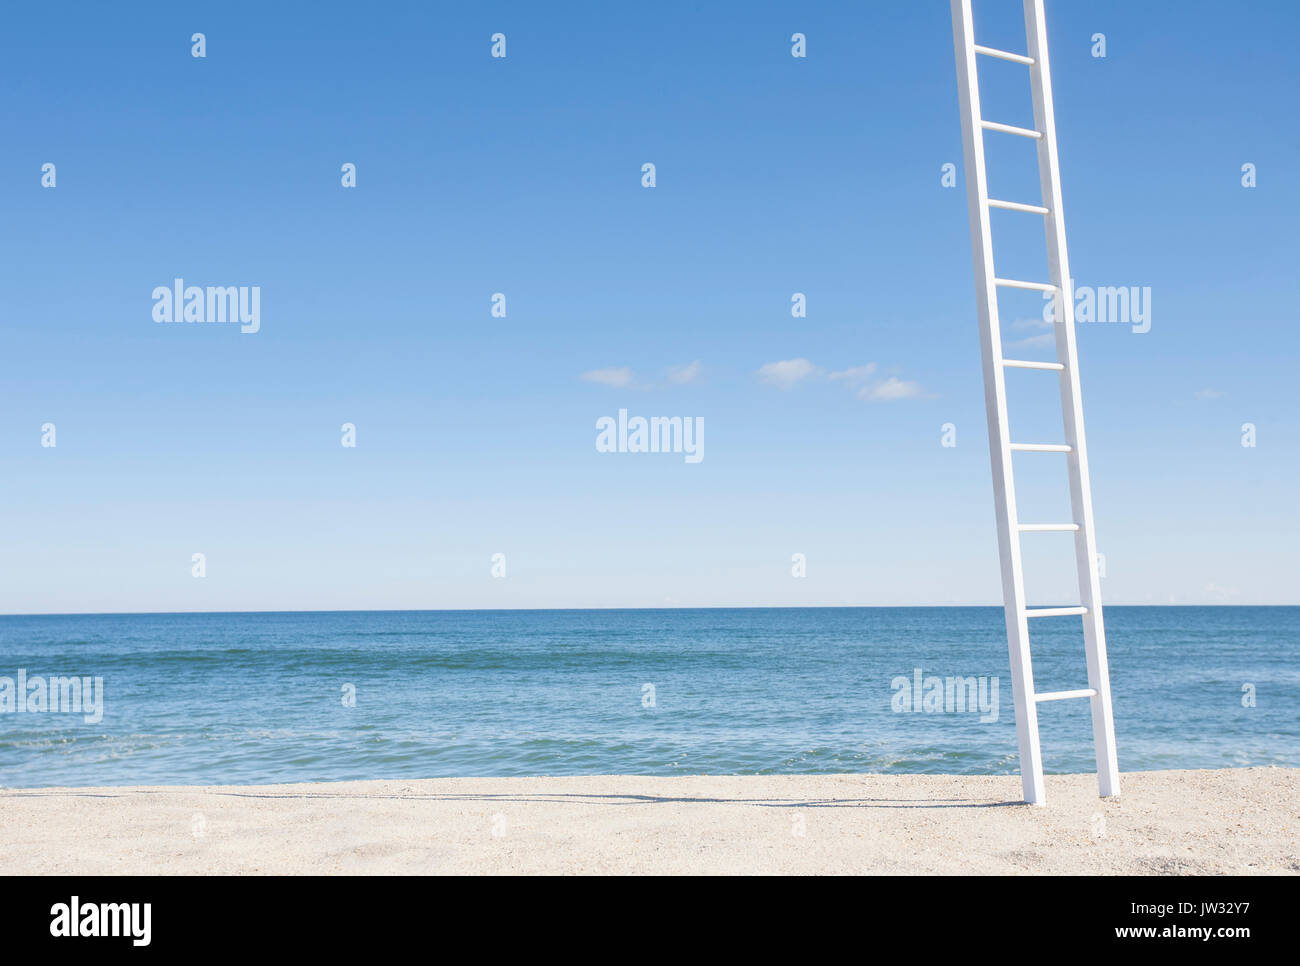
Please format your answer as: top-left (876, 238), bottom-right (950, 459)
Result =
top-left (1, 767), bottom-right (1295, 875)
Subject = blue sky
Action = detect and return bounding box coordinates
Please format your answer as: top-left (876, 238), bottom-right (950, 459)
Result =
top-left (1, 0), bottom-right (1297, 612)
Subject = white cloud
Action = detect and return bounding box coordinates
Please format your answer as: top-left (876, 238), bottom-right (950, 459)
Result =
top-left (666, 360), bottom-right (702, 384)
top-left (858, 376), bottom-right (930, 402)
top-left (756, 358), bottom-right (819, 389)
top-left (581, 366), bottom-right (635, 388)
top-left (1009, 333), bottom-right (1056, 349)
top-left (758, 358), bottom-right (931, 401)
top-left (1195, 388), bottom-right (1225, 400)
top-left (828, 363), bottom-right (877, 382)
top-left (1008, 317), bottom-right (1056, 349)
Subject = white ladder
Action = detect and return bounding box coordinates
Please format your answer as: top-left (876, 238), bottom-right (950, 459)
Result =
top-left (949, 0), bottom-right (1120, 805)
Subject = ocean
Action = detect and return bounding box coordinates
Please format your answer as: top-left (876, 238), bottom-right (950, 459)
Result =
top-left (0, 607), bottom-right (1295, 787)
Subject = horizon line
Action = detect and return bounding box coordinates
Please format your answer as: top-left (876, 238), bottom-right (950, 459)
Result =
top-left (1, 603), bottom-right (1294, 619)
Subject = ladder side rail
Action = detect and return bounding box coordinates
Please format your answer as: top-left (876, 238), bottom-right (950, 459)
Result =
top-left (951, 0), bottom-right (1046, 805)
top-left (1023, 0), bottom-right (1120, 798)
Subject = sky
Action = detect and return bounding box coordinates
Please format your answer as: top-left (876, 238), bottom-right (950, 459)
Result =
top-left (1, 0), bottom-right (1297, 613)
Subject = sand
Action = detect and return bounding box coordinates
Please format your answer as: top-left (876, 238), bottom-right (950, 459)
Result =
top-left (1, 767), bottom-right (1295, 875)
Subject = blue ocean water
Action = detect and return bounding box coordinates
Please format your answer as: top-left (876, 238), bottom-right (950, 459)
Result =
top-left (0, 607), bottom-right (1295, 787)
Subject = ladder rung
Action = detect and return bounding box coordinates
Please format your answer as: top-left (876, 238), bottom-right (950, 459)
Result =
top-left (1018, 523), bottom-right (1080, 532)
top-left (1002, 359), bottom-right (1064, 371)
top-left (973, 44), bottom-right (1035, 66)
top-left (987, 198), bottom-right (1050, 215)
top-left (1009, 443), bottom-right (1072, 453)
top-left (994, 277), bottom-right (1057, 292)
top-left (1025, 606), bottom-right (1089, 618)
top-left (1035, 688), bottom-right (1097, 703)
top-left (980, 119), bottom-right (1042, 139)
